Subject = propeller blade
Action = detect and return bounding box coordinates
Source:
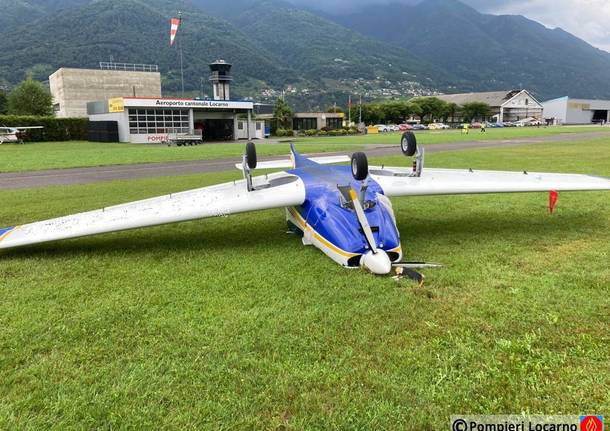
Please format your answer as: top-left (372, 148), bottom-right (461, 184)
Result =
top-left (392, 262), bottom-right (443, 269)
top-left (348, 188), bottom-right (378, 253)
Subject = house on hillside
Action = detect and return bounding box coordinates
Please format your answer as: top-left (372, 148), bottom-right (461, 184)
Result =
top-left (437, 89), bottom-right (543, 123)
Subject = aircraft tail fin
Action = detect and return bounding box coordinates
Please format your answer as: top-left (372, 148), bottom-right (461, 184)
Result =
top-left (233, 154), bottom-right (350, 171)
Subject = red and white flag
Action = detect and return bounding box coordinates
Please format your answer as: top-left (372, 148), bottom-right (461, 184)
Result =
top-left (170, 17), bottom-right (181, 46)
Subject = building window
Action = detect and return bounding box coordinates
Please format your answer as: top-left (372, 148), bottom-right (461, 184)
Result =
top-left (293, 117), bottom-right (317, 130)
top-left (326, 117), bottom-right (342, 130)
top-left (256, 122), bottom-right (261, 130)
top-left (128, 108), bottom-right (189, 135)
top-left (238, 122), bottom-right (244, 130)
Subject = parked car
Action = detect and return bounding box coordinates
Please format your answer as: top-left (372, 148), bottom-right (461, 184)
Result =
top-left (470, 122), bottom-right (482, 129)
top-left (428, 123), bottom-right (450, 130)
top-left (488, 122), bottom-right (504, 128)
top-left (398, 123), bottom-right (413, 131)
top-left (374, 124), bottom-right (390, 132)
top-left (386, 124), bottom-right (400, 132)
top-left (411, 124), bottom-right (428, 130)
top-left (503, 121), bottom-right (516, 127)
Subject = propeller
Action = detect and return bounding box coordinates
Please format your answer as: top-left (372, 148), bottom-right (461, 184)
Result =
top-left (338, 185), bottom-right (392, 275)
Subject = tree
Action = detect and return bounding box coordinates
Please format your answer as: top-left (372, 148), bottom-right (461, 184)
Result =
top-left (410, 97), bottom-right (447, 123)
top-left (8, 78), bottom-right (53, 116)
top-left (461, 102), bottom-right (491, 122)
top-left (442, 102), bottom-right (459, 123)
top-left (404, 101), bottom-right (422, 121)
top-left (273, 97), bottom-right (293, 130)
top-left (381, 101), bottom-right (407, 124)
top-left (0, 90), bottom-right (8, 115)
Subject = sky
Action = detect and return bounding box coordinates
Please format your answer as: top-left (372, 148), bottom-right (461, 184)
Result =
top-left (290, 0), bottom-right (610, 52)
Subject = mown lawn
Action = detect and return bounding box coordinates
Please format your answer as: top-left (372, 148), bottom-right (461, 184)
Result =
top-left (0, 141), bottom-right (361, 173)
top-left (0, 141), bottom-right (609, 429)
top-left (0, 125), bottom-right (608, 173)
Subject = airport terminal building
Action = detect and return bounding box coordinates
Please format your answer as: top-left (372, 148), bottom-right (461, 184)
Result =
top-left (87, 96), bottom-right (263, 143)
top-left (85, 60), bottom-right (264, 143)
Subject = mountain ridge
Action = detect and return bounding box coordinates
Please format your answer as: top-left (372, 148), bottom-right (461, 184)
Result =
top-left (1, 0), bottom-right (610, 106)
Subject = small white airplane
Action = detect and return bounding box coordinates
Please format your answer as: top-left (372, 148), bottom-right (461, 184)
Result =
top-left (0, 126), bottom-right (44, 144)
top-left (1, 132), bottom-right (609, 281)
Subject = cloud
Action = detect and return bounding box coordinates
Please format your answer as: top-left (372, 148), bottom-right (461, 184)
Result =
top-left (287, 0), bottom-right (610, 52)
top-left (463, 0), bottom-right (610, 52)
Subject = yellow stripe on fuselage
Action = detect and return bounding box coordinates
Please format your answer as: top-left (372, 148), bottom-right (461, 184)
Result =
top-left (287, 207), bottom-right (358, 258)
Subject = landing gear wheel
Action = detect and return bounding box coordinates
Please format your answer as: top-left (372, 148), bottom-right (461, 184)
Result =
top-left (351, 152), bottom-right (368, 181)
top-left (246, 141), bottom-right (257, 169)
top-left (400, 131), bottom-right (417, 157)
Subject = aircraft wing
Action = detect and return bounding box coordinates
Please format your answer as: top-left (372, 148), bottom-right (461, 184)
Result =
top-left (369, 167), bottom-right (610, 197)
top-left (0, 171), bottom-right (305, 250)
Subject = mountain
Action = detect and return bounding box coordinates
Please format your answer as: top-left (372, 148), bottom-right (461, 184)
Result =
top-left (324, 0), bottom-right (610, 100)
top-left (0, 0), bottom-right (449, 110)
top-left (0, 0), bottom-right (301, 100)
top-left (2, 0), bottom-right (610, 107)
top-left (192, 0), bottom-right (456, 105)
top-left (0, 0), bottom-right (91, 29)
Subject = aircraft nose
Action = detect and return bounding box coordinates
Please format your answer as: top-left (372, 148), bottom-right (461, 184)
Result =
top-left (361, 250), bottom-right (392, 275)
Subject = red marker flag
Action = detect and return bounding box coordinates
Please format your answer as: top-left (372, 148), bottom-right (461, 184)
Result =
top-left (170, 17), bottom-right (181, 46)
top-left (549, 190), bottom-right (559, 213)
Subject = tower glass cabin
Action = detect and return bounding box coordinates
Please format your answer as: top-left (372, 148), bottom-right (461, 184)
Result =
top-left (209, 60), bottom-right (232, 101)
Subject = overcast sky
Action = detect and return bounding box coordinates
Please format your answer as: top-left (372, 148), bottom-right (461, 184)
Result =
top-left (291, 0), bottom-right (610, 52)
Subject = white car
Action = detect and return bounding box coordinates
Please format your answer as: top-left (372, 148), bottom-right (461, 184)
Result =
top-left (387, 124), bottom-right (400, 132)
top-left (374, 124), bottom-right (390, 132)
top-left (428, 123), bottom-right (450, 130)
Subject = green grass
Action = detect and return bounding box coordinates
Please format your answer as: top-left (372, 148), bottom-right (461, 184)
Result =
top-left (1, 125), bottom-right (608, 173)
top-left (294, 125), bottom-right (610, 146)
top-left (1, 140), bottom-right (609, 429)
top-left (0, 141), bottom-right (361, 173)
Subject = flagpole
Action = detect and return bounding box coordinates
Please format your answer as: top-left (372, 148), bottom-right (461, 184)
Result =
top-left (348, 95), bottom-right (352, 126)
top-left (178, 12), bottom-right (184, 97)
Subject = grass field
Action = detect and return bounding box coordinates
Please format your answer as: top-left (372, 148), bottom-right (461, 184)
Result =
top-left (1, 140), bottom-right (609, 429)
top-left (0, 125), bottom-right (608, 173)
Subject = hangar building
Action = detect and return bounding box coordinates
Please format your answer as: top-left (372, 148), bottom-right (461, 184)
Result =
top-left (87, 60), bottom-right (264, 143)
top-left (542, 97), bottom-right (610, 124)
top-left (50, 65), bottom-right (162, 118)
top-left (437, 89), bottom-right (543, 122)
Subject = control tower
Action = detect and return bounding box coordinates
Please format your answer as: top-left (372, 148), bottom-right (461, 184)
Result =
top-left (209, 60), bottom-right (232, 101)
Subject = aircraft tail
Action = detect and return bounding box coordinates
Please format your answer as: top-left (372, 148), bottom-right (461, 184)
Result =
top-left (289, 143), bottom-right (348, 169)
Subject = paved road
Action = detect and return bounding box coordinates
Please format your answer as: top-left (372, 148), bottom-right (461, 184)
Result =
top-left (2, 131), bottom-right (609, 190)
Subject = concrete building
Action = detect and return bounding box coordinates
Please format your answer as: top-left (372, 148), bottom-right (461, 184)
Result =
top-left (437, 89), bottom-right (543, 123)
top-left (50, 67), bottom-right (162, 118)
top-left (542, 97), bottom-right (610, 125)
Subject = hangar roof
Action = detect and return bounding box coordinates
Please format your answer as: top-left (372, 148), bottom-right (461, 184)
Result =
top-left (436, 90), bottom-right (538, 107)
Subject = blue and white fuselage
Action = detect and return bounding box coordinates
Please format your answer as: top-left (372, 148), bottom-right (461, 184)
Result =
top-left (285, 149), bottom-right (402, 273)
